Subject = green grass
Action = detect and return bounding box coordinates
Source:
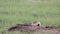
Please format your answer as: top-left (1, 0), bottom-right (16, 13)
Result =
top-left (0, 0), bottom-right (60, 34)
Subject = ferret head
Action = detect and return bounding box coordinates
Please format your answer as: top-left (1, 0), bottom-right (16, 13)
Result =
top-left (32, 21), bottom-right (41, 26)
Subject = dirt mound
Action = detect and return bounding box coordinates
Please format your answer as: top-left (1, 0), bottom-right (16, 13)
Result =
top-left (8, 23), bottom-right (60, 34)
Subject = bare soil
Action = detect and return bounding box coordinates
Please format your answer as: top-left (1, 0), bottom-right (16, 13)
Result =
top-left (8, 24), bottom-right (60, 34)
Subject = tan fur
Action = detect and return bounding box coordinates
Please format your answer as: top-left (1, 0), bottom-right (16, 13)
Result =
top-left (32, 21), bottom-right (41, 26)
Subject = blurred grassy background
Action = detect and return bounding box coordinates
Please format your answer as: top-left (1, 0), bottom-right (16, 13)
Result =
top-left (0, 0), bottom-right (60, 34)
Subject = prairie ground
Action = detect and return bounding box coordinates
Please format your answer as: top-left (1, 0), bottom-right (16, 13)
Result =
top-left (0, 0), bottom-right (60, 34)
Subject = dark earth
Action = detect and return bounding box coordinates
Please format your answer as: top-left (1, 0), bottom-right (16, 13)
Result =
top-left (8, 23), bottom-right (60, 34)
